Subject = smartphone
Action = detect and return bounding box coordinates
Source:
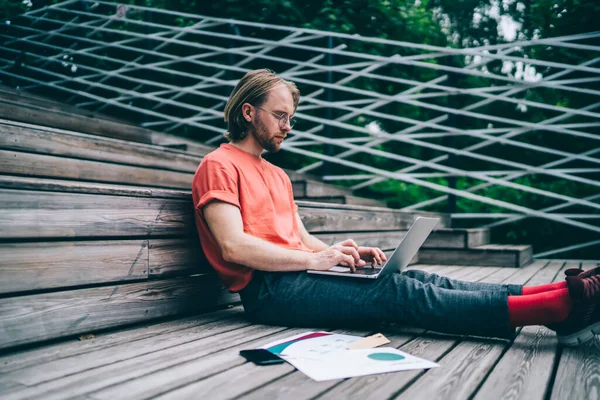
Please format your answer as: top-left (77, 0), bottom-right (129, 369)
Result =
top-left (239, 349), bottom-right (285, 365)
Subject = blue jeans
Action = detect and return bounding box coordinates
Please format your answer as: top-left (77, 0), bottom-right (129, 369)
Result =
top-left (239, 269), bottom-right (523, 339)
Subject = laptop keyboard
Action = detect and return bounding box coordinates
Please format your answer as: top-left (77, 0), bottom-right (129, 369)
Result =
top-left (350, 267), bottom-right (382, 276)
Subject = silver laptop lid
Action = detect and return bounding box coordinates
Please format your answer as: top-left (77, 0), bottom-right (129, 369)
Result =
top-left (378, 216), bottom-right (439, 277)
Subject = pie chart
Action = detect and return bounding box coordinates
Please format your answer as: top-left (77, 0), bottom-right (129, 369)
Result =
top-left (367, 352), bottom-right (405, 361)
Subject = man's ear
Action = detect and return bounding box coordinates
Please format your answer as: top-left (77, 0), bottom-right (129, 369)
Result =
top-left (241, 103), bottom-right (253, 122)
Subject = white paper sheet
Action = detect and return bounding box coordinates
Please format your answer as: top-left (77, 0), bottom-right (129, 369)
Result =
top-left (260, 331), bottom-right (439, 381)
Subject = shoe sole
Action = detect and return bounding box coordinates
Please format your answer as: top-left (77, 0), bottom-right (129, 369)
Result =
top-left (557, 320), bottom-right (600, 346)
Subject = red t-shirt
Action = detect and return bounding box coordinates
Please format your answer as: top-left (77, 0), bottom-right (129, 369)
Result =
top-left (192, 143), bottom-right (313, 292)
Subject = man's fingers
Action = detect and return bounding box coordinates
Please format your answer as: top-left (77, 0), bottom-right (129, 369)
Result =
top-left (379, 248), bottom-right (388, 262)
top-left (343, 254), bottom-right (356, 272)
top-left (339, 239), bottom-right (358, 249)
top-left (341, 246), bottom-right (361, 263)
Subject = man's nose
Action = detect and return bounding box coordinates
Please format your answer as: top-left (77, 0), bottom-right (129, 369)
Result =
top-left (281, 117), bottom-right (292, 132)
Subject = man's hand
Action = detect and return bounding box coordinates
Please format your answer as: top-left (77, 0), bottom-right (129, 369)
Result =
top-left (358, 246), bottom-right (388, 267)
top-left (311, 239), bottom-right (366, 272)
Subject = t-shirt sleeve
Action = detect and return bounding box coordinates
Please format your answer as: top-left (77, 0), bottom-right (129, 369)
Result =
top-left (194, 158), bottom-right (240, 211)
top-left (285, 172), bottom-right (299, 214)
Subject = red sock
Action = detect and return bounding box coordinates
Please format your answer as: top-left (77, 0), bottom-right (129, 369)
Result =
top-left (508, 288), bottom-right (572, 328)
top-left (521, 281), bottom-right (567, 296)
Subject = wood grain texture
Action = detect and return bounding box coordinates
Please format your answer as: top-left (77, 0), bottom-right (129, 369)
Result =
top-left (392, 260), bottom-right (549, 400)
top-left (0, 101), bottom-right (157, 145)
top-left (314, 229), bottom-right (490, 250)
top-left (0, 188), bottom-right (438, 239)
top-left (317, 265), bottom-right (522, 400)
top-left (419, 245), bottom-right (533, 268)
top-left (148, 238), bottom-right (210, 278)
top-left (1, 325), bottom-right (296, 400)
top-left (0, 240), bottom-right (150, 294)
top-left (299, 207), bottom-right (418, 232)
top-left (0, 189), bottom-right (194, 239)
top-left (0, 150), bottom-right (194, 189)
top-left (0, 306), bottom-right (243, 375)
top-left (0, 175), bottom-right (191, 199)
top-left (472, 261), bottom-right (568, 400)
top-left (0, 275), bottom-right (238, 350)
top-left (84, 327), bottom-right (307, 400)
top-left (0, 121), bottom-right (202, 173)
top-left (0, 237), bottom-right (215, 294)
top-left (0, 86), bottom-right (126, 123)
top-left (237, 326), bottom-right (423, 400)
top-left (0, 317), bottom-right (253, 389)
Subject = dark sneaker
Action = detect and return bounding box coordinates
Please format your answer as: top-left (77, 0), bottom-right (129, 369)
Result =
top-left (551, 275), bottom-right (600, 346)
top-left (564, 264), bottom-right (600, 279)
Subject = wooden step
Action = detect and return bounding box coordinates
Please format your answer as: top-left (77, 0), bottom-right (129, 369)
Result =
top-left (0, 84), bottom-right (128, 124)
top-left (313, 228), bottom-right (490, 250)
top-left (0, 180), bottom-right (446, 240)
top-left (418, 245), bottom-right (533, 268)
top-left (0, 119), bottom-right (388, 207)
top-left (286, 170), bottom-right (387, 207)
top-left (0, 97), bottom-right (213, 155)
top-left (0, 275), bottom-right (238, 350)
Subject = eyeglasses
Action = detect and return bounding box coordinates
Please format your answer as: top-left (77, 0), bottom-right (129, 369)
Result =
top-left (255, 106), bottom-right (298, 129)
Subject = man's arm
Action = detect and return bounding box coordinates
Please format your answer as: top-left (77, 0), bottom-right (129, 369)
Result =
top-left (295, 212), bottom-right (387, 268)
top-left (202, 201), bottom-right (361, 271)
top-left (294, 212), bottom-right (329, 252)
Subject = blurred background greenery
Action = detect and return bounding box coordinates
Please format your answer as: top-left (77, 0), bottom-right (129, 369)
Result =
top-left (4, 0), bottom-right (598, 258)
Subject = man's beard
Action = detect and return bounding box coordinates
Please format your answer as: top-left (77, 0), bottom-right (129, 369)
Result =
top-left (250, 113), bottom-right (281, 153)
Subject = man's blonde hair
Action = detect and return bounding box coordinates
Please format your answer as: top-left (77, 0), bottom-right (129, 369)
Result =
top-left (223, 69), bottom-right (300, 141)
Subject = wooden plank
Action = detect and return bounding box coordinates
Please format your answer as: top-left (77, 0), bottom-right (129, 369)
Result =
top-left (300, 207), bottom-right (420, 232)
top-left (314, 229), bottom-right (490, 250)
top-left (1, 325), bottom-right (300, 400)
top-left (290, 263), bottom-right (536, 399)
top-left (467, 228), bottom-right (491, 248)
top-left (148, 238), bottom-right (210, 278)
top-left (550, 261), bottom-right (600, 400)
top-left (0, 240), bottom-right (150, 294)
top-left (0, 177), bottom-right (443, 233)
top-left (297, 200), bottom-right (449, 228)
top-left (210, 326), bottom-right (424, 400)
top-left (159, 263), bottom-right (539, 400)
top-left (0, 120), bottom-right (202, 173)
top-left (0, 150), bottom-right (194, 189)
top-left (0, 189), bottom-right (193, 239)
top-left (0, 238), bottom-right (216, 294)
top-left (0, 188), bottom-right (440, 239)
top-left (0, 316), bottom-right (252, 390)
top-left (0, 100), bottom-right (157, 145)
top-left (0, 85), bottom-right (126, 123)
top-left (296, 196), bottom-right (347, 204)
top-left (0, 175), bottom-right (191, 199)
top-left (83, 326), bottom-right (312, 400)
top-left (0, 99), bottom-right (215, 157)
top-left (0, 275), bottom-right (238, 350)
top-left (0, 306), bottom-right (244, 375)
top-left (472, 261), bottom-right (570, 400)
top-left (419, 245), bottom-right (533, 268)
top-left (389, 259), bottom-right (552, 400)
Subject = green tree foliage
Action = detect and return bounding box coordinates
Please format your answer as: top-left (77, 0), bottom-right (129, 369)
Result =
top-left (19, 0), bottom-right (598, 257)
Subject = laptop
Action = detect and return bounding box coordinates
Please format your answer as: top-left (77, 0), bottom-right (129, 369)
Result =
top-left (307, 216), bottom-right (439, 279)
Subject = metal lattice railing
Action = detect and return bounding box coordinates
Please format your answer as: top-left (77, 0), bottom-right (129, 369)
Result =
top-left (1, 0), bottom-right (599, 258)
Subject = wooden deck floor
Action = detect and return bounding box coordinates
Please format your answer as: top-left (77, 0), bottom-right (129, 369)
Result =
top-left (1, 260), bottom-right (599, 400)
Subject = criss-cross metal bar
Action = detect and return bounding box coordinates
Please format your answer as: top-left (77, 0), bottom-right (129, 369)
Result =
top-left (1, 0), bottom-right (598, 258)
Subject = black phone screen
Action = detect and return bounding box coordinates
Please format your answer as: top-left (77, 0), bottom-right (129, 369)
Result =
top-left (239, 349), bottom-right (285, 365)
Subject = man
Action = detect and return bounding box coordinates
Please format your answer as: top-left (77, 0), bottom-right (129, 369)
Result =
top-left (192, 69), bottom-right (599, 345)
